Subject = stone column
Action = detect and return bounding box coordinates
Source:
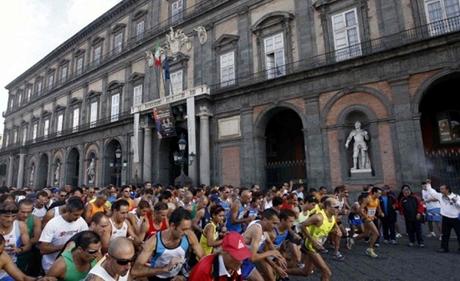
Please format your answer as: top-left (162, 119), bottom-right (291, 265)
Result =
top-left (187, 97), bottom-right (197, 185)
top-left (198, 107), bottom-right (212, 186)
top-left (143, 127), bottom-right (152, 182)
top-left (78, 146), bottom-right (84, 187)
top-left (240, 107), bottom-right (256, 186)
top-left (17, 154), bottom-right (25, 188)
top-left (6, 155), bottom-right (14, 187)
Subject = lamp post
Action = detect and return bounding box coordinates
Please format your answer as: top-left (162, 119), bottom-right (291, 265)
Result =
top-left (173, 134), bottom-right (194, 187)
top-left (115, 147), bottom-right (122, 187)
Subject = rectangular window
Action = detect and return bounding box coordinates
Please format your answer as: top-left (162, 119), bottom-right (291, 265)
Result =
top-left (72, 108), bottom-right (80, 132)
top-left (47, 74), bottom-right (54, 89)
top-left (114, 33), bottom-right (123, 54)
top-left (9, 98), bottom-right (13, 110)
top-left (220, 51), bottom-right (235, 87)
top-left (170, 70), bottom-right (183, 95)
top-left (332, 8), bottom-right (362, 61)
top-left (57, 114), bottom-right (64, 136)
top-left (44, 119), bottom-right (50, 137)
top-left (76, 56), bottom-right (84, 75)
top-left (18, 93), bottom-right (22, 105)
top-left (171, 0), bottom-right (184, 23)
top-left (27, 88), bottom-right (32, 102)
top-left (133, 84), bottom-right (143, 106)
top-left (37, 81), bottom-right (43, 95)
top-left (5, 133), bottom-right (9, 147)
top-left (264, 33), bottom-right (286, 79)
top-left (90, 101), bottom-right (98, 128)
top-left (22, 127), bottom-right (27, 145)
top-left (111, 93), bottom-right (120, 122)
top-left (94, 45), bottom-right (102, 65)
top-left (32, 123), bottom-right (38, 141)
top-left (61, 65), bottom-right (68, 82)
top-left (136, 21), bottom-right (145, 41)
top-left (425, 0), bottom-right (460, 36)
top-left (13, 130), bottom-right (18, 144)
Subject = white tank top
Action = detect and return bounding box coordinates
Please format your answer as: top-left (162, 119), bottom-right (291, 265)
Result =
top-left (244, 220), bottom-right (268, 251)
top-left (0, 220), bottom-right (22, 279)
top-left (53, 206), bottom-right (61, 217)
top-left (110, 218), bottom-right (128, 240)
top-left (87, 259), bottom-right (129, 281)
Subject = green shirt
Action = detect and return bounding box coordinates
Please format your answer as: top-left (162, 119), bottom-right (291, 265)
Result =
top-left (61, 250), bottom-right (97, 281)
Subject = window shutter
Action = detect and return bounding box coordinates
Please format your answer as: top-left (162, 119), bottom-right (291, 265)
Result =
top-left (90, 101), bottom-right (98, 127)
top-left (111, 93), bottom-right (120, 122)
top-left (73, 108), bottom-right (80, 131)
top-left (133, 85), bottom-right (143, 106)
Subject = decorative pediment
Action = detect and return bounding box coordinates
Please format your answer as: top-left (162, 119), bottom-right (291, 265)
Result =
top-left (21, 120), bottom-right (28, 126)
top-left (112, 23), bottom-right (126, 34)
top-left (251, 12), bottom-right (294, 33)
top-left (312, 0), bottom-right (341, 9)
top-left (70, 97), bottom-right (82, 106)
top-left (54, 105), bottom-right (66, 112)
top-left (107, 80), bottom-right (124, 91)
top-left (87, 90), bottom-right (102, 99)
top-left (92, 36), bottom-right (105, 46)
top-left (47, 68), bottom-right (56, 74)
top-left (129, 72), bottom-right (145, 82)
top-left (74, 49), bottom-right (86, 57)
top-left (42, 110), bottom-right (52, 117)
top-left (214, 34), bottom-right (239, 50)
top-left (59, 59), bottom-right (69, 66)
top-left (133, 9), bottom-right (148, 21)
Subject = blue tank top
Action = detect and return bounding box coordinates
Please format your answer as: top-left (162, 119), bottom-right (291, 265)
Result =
top-left (149, 231), bottom-right (190, 279)
top-left (226, 201), bottom-right (245, 233)
top-left (273, 227), bottom-right (289, 249)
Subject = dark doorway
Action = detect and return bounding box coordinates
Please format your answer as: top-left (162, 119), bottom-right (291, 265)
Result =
top-left (420, 73), bottom-right (460, 191)
top-left (66, 148), bottom-right (79, 187)
top-left (37, 154), bottom-right (49, 188)
top-left (265, 108), bottom-right (306, 187)
top-left (158, 129), bottom-right (187, 186)
top-left (105, 140), bottom-right (122, 186)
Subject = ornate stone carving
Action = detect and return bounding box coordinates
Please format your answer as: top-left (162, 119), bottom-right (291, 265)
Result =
top-left (193, 26), bottom-right (208, 45)
top-left (345, 121), bottom-right (372, 173)
top-left (166, 27), bottom-right (192, 57)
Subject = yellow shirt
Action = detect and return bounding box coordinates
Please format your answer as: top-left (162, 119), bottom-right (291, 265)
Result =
top-left (200, 221), bottom-right (218, 256)
top-left (305, 209), bottom-right (336, 252)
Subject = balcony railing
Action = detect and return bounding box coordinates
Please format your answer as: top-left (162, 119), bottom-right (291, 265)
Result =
top-left (210, 15), bottom-right (460, 92)
top-left (0, 110), bottom-right (132, 153)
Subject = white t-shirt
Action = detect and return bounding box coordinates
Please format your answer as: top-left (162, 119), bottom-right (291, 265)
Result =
top-left (422, 189), bottom-right (441, 210)
top-left (39, 215), bottom-right (88, 272)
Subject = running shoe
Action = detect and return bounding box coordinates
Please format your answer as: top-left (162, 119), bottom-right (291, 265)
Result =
top-left (426, 232), bottom-right (436, 238)
top-left (374, 243), bottom-right (380, 248)
top-left (332, 251), bottom-right (345, 261)
top-left (419, 243), bottom-right (425, 248)
top-left (408, 243), bottom-right (414, 247)
top-left (346, 237), bottom-right (354, 250)
top-left (365, 248), bottom-right (378, 258)
top-left (395, 233), bottom-right (402, 238)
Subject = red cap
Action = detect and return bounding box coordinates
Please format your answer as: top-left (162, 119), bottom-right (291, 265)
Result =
top-left (221, 232), bottom-right (252, 261)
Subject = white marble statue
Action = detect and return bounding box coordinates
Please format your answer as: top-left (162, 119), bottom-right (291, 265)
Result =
top-left (166, 27), bottom-right (192, 56)
top-left (54, 161), bottom-right (61, 185)
top-left (193, 26), bottom-right (208, 45)
top-left (29, 164), bottom-right (35, 186)
top-left (345, 121), bottom-right (371, 172)
top-left (87, 157), bottom-right (96, 183)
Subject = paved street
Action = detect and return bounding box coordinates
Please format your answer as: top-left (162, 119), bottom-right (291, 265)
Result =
top-left (289, 234), bottom-right (460, 281)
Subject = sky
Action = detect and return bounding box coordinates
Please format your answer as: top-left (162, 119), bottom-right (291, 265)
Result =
top-left (0, 0), bottom-right (122, 133)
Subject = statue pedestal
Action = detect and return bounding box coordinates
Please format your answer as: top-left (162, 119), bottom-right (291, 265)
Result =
top-left (350, 168), bottom-right (372, 178)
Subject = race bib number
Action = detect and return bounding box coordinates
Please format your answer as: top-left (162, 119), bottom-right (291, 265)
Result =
top-left (367, 208), bottom-right (376, 217)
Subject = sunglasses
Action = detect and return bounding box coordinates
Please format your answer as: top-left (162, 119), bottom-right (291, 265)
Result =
top-left (332, 205), bottom-right (340, 209)
top-left (109, 254), bottom-right (135, 265)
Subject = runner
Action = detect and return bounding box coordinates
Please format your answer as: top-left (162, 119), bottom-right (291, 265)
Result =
top-left (47, 231), bottom-right (101, 281)
top-left (356, 187), bottom-right (382, 258)
top-left (227, 190), bottom-right (253, 234)
top-left (84, 192), bottom-right (109, 224)
top-left (132, 207), bottom-right (204, 281)
top-left (300, 198), bottom-right (341, 281)
top-left (200, 205), bottom-right (225, 255)
top-left (109, 200), bottom-right (139, 244)
top-left (39, 197), bottom-right (88, 273)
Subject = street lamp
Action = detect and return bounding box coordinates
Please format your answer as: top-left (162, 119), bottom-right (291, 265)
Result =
top-left (174, 134), bottom-right (192, 187)
top-left (115, 147), bottom-right (122, 187)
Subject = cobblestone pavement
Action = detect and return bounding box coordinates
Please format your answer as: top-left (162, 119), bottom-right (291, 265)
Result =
top-left (289, 235), bottom-right (460, 281)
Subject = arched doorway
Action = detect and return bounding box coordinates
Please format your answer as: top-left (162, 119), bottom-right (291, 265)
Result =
top-left (37, 154), bottom-right (49, 188)
top-left (420, 73), bottom-right (460, 190)
top-left (264, 108), bottom-right (306, 187)
top-left (66, 148), bottom-right (80, 187)
top-left (105, 140), bottom-right (122, 186)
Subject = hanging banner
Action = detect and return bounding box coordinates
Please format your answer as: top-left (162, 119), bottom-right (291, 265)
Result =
top-left (152, 105), bottom-right (176, 138)
top-left (133, 112), bottom-right (140, 163)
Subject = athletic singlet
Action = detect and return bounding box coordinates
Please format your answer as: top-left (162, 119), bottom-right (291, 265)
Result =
top-left (366, 196), bottom-right (380, 220)
top-left (200, 221), bottom-right (218, 255)
top-left (244, 220), bottom-right (267, 252)
top-left (62, 249), bottom-right (97, 281)
top-left (149, 231), bottom-right (189, 279)
top-left (53, 206), bottom-right (61, 218)
top-left (305, 209), bottom-right (336, 252)
top-left (226, 200), bottom-right (245, 233)
top-left (110, 218), bottom-right (128, 239)
top-left (0, 221), bottom-right (22, 279)
top-left (87, 258), bottom-right (129, 281)
top-left (337, 197), bottom-right (346, 212)
top-left (273, 227), bottom-right (289, 249)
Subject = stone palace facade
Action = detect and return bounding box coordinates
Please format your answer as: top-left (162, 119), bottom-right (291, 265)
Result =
top-left (1, 0), bottom-right (460, 190)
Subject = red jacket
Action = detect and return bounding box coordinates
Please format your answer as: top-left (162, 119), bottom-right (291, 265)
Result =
top-left (189, 254), bottom-right (242, 281)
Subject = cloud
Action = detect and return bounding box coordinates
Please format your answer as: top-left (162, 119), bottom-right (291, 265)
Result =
top-left (0, 0), bottom-right (121, 132)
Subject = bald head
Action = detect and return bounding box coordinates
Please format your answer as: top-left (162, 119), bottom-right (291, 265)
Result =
top-left (241, 190), bottom-right (252, 204)
top-left (108, 237), bottom-right (135, 258)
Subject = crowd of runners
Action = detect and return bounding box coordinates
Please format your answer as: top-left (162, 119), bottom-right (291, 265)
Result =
top-left (0, 179), bottom-right (459, 281)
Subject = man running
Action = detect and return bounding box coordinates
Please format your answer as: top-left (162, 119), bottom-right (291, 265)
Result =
top-left (109, 200), bottom-right (139, 245)
top-left (132, 207), bottom-right (204, 281)
top-left (355, 187), bottom-right (382, 258)
top-left (39, 197), bottom-right (88, 273)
